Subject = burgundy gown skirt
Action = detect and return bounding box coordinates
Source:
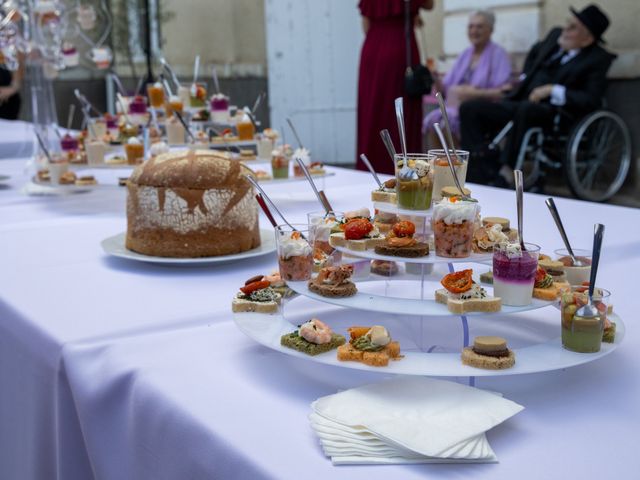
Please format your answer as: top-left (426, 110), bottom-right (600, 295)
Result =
top-left (356, 18), bottom-right (423, 175)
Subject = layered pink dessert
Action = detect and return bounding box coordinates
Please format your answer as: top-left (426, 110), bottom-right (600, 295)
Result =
top-left (492, 243), bottom-right (539, 306)
top-left (61, 133), bottom-right (79, 151)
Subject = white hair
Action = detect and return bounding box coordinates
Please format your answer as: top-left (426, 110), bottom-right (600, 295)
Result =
top-left (469, 9), bottom-right (496, 29)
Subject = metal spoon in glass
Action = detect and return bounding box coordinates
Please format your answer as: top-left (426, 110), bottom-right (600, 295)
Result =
top-left (433, 122), bottom-right (473, 202)
top-left (394, 97), bottom-right (413, 180)
top-left (379, 129), bottom-right (397, 172)
top-left (575, 223), bottom-right (605, 319)
top-left (359, 153), bottom-right (383, 189)
top-left (435, 91), bottom-right (460, 163)
top-left (514, 169), bottom-right (526, 251)
top-left (545, 197), bottom-right (585, 266)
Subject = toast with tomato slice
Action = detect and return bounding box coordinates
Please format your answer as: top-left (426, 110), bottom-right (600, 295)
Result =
top-left (328, 217), bottom-right (385, 251)
top-left (231, 278), bottom-right (282, 313)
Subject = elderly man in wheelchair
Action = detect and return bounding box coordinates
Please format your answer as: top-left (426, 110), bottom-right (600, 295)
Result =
top-left (459, 4), bottom-right (631, 201)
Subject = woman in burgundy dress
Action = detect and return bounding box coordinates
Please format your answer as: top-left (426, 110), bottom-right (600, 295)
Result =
top-left (357, 0), bottom-right (433, 174)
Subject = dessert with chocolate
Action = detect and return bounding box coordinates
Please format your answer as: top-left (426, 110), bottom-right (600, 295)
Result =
top-left (461, 336), bottom-right (515, 370)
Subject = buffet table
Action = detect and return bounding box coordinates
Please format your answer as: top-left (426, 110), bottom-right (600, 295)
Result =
top-left (0, 154), bottom-right (638, 479)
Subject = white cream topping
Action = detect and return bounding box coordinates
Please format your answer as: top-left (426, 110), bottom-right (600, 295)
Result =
top-left (169, 95), bottom-right (181, 102)
top-left (414, 159), bottom-right (431, 178)
top-left (487, 224), bottom-right (508, 243)
top-left (312, 218), bottom-right (339, 242)
top-left (502, 242), bottom-right (523, 258)
top-left (433, 198), bottom-right (477, 224)
top-left (211, 93), bottom-right (228, 100)
top-left (293, 147), bottom-right (311, 165)
top-left (345, 207), bottom-right (371, 219)
top-left (127, 137), bottom-right (141, 145)
top-left (279, 235), bottom-right (312, 259)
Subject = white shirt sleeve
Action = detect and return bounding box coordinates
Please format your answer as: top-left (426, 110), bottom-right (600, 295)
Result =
top-left (550, 84), bottom-right (566, 106)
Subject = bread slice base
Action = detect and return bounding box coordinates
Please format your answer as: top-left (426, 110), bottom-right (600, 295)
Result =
top-left (371, 190), bottom-right (397, 203)
top-left (329, 232), bottom-right (385, 251)
top-left (280, 332), bottom-right (346, 356)
top-left (374, 242), bottom-right (429, 258)
top-left (308, 280), bottom-right (357, 297)
top-left (435, 289), bottom-right (501, 314)
top-left (461, 347), bottom-right (515, 370)
top-left (231, 296), bottom-right (280, 313)
top-left (337, 341), bottom-right (402, 367)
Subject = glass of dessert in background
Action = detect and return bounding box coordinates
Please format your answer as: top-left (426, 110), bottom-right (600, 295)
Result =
top-left (561, 285), bottom-right (610, 352)
top-left (128, 95), bottom-right (148, 126)
top-left (428, 149), bottom-right (469, 202)
top-left (86, 139), bottom-right (107, 166)
top-left (493, 242), bottom-right (540, 306)
top-left (189, 83), bottom-right (207, 108)
top-left (105, 113), bottom-right (119, 138)
top-left (271, 148), bottom-right (290, 179)
top-left (124, 137), bottom-right (145, 165)
top-left (165, 95), bottom-right (184, 117)
top-left (146, 82), bottom-right (165, 108)
top-left (47, 154), bottom-right (70, 185)
top-left (432, 196), bottom-right (479, 257)
top-left (210, 94), bottom-right (230, 123)
top-left (292, 147), bottom-right (312, 177)
top-left (236, 113), bottom-right (255, 141)
top-left (554, 248), bottom-right (592, 285)
top-left (88, 118), bottom-right (107, 140)
top-left (308, 212), bottom-right (343, 269)
top-left (394, 153), bottom-right (434, 210)
top-left (60, 133), bottom-right (79, 155)
top-left (165, 117), bottom-right (186, 145)
top-left (256, 133), bottom-right (273, 160)
top-left (275, 225), bottom-right (313, 281)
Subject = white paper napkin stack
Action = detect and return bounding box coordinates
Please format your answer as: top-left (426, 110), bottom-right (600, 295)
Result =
top-left (310, 377), bottom-right (524, 465)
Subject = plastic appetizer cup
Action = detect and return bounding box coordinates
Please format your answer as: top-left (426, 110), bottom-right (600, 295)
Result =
top-left (394, 153), bottom-right (434, 210)
top-left (427, 149), bottom-right (469, 202)
top-left (432, 197), bottom-right (479, 258)
top-left (554, 248), bottom-right (592, 286)
top-left (561, 286), bottom-right (610, 353)
top-left (271, 151), bottom-right (290, 179)
top-left (493, 243), bottom-right (540, 306)
top-left (308, 211), bottom-right (343, 269)
top-left (275, 225), bottom-right (313, 281)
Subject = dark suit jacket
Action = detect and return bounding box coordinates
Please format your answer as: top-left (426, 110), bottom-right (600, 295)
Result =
top-left (508, 27), bottom-right (616, 114)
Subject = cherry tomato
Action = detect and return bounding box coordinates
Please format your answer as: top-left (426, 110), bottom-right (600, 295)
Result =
top-left (392, 220), bottom-right (415, 238)
top-left (535, 266), bottom-right (547, 284)
top-left (344, 218), bottom-right (373, 240)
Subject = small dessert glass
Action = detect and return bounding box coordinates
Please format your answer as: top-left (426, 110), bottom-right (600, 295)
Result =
top-left (275, 225), bottom-right (313, 281)
top-left (394, 153), bottom-right (434, 210)
top-left (432, 199), bottom-right (479, 258)
top-left (554, 248), bottom-right (592, 286)
top-left (493, 243), bottom-right (540, 306)
top-left (308, 211), bottom-right (343, 270)
top-left (48, 156), bottom-right (70, 185)
top-left (271, 152), bottom-right (290, 179)
top-left (256, 134), bottom-right (273, 160)
top-left (146, 84), bottom-right (165, 108)
top-left (124, 142), bottom-right (145, 165)
top-left (427, 149), bottom-right (469, 202)
top-left (561, 286), bottom-right (610, 353)
top-left (237, 118), bottom-right (255, 141)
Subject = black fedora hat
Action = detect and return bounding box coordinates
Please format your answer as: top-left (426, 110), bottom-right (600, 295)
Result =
top-left (570, 4), bottom-right (610, 43)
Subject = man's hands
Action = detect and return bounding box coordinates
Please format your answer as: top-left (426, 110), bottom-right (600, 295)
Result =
top-left (528, 84), bottom-right (553, 103)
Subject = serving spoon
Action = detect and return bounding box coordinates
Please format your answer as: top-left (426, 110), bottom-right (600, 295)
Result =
top-left (435, 91), bottom-right (460, 163)
top-left (545, 197), bottom-right (585, 266)
top-left (359, 153), bottom-right (383, 189)
top-left (575, 223), bottom-right (605, 319)
top-left (394, 97), bottom-right (413, 180)
top-left (295, 157), bottom-right (333, 214)
top-left (514, 169), bottom-right (526, 251)
top-left (379, 129), bottom-right (397, 172)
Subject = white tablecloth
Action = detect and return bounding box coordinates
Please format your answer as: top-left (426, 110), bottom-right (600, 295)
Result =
top-left (0, 119), bottom-right (34, 158)
top-left (0, 154), bottom-right (639, 479)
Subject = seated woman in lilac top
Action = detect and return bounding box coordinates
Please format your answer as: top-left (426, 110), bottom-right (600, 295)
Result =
top-left (423, 10), bottom-right (511, 145)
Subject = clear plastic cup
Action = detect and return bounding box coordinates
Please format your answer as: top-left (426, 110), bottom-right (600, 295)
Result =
top-left (394, 153), bottom-right (434, 210)
top-left (554, 248), bottom-right (592, 286)
top-left (308, 212), bottom-right (343, 270)
top-left (271, 152), bottom-right (289, 179)
top-left (561, 286), bottom-right (610, 352)
top-left (427, 149), bottom-right (469, 201)
top-left (432, 198), bottom-right (479, 258)
top-left (275, 225), bottom-right (313, 281)
top-left (493, 243), bottom-right (540, 306)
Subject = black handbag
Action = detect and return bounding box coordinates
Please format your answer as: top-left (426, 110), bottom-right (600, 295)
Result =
top-left (403, 0), bottom-right (432, 97)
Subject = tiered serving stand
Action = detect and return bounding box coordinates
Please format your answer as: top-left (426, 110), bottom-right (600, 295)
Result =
top-left (233, 205), bottom-right (625, 382)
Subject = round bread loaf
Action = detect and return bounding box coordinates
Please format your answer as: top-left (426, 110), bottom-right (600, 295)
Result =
top-left (126, 149), bottom-right (260, 257)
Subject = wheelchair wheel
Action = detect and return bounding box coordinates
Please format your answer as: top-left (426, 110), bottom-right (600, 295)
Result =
top-left (565, 111), bottom-right (631, 202)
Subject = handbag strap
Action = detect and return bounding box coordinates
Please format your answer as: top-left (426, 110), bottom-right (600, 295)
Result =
top-left (404, 0), bottom-right (411, 70)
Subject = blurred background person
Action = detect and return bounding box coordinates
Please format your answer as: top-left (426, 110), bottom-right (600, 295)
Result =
top-left (0, 10), bottom-right (23, 120)
top-left (356, 0), bottom-right (434, 175)
top-left (423, 9), bottom-right (511, 148)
